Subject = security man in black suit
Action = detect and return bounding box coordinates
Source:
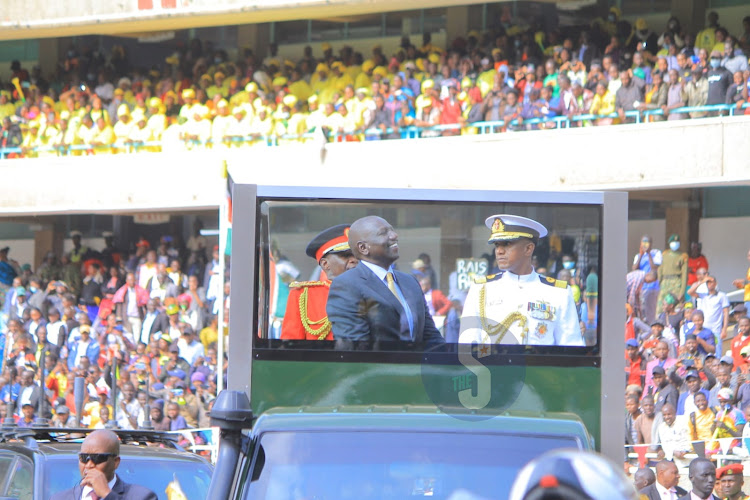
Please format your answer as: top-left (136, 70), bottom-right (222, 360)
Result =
top-left (326, 216), bottom-right (444, 346)
top-left (640, 460), bottom-right (686, 500)
top-left (50, 429), bottom-right (157, 500)
top-left (678, 458), bottom-right (718, 500)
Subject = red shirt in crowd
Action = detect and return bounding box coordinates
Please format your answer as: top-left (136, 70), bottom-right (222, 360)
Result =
top-left (626, 355), bottom-right (646, 387)
top-left (440, 97), bottom-right (462, 125)
top-left (625, 316), bottom-right (636, 342)
top-left (687, 255), bottom-right (709, 285)
top-left (732, 334), bottom-right (750, 371)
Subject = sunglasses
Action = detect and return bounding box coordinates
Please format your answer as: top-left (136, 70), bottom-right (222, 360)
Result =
top-left (78, 453), bottom-right (117, 465)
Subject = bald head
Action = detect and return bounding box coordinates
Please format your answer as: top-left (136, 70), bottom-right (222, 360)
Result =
top-left (634, 467), bottom-right (656, 490)
top-left (655, 460), bottom-right (679, 489)
top-left (348, 216), bottom-right (399, 269)
top-left (348, 216), bottom-right (384, 254)
top-left (79, 429), bottom-right (121, 482)
top-left (83, 429), bottom-right (120, 455)
top-left (656, 460), bottom-right (675, 474)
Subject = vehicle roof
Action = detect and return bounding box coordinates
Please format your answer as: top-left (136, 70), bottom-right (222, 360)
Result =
top-left (252, 405), bottom-right (592, 447)
top-left (0, 440), bottom-right (212, 465)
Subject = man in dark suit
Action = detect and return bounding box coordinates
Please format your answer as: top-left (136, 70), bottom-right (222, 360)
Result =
top-left (35, 325), bottom-right (60, 362)
top-left (677, 458), bottom-right (719, 500)
top-left (326, 216), bottom-right (444, 345)
top-left (138, 299), bottom-right (169, 346)
top-left (50, 429), bottom-right (157, 500)
top-left (15, 369), bottom-right (47, 419)
top-left (640, 460), bottom-right (686, 500)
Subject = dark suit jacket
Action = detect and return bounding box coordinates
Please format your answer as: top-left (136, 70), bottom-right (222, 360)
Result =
top-left (653, 383), bottom-right (679, 414)
top-left (50, 475), bottom-right (158, 500)
top-left (37, 341), bottom-right (60, 364)
top-left (640, 483), bottom-right (686, 500)
top-left (144, 312), bottom-right (169, 340)
top-left (15, 384), bottom-right (48, 418)
top-left (326, 263), bottom-right (444, 345)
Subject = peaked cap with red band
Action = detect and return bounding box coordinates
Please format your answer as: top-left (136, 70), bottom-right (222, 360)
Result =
top-left (306, 224), bottom-right (351, 262)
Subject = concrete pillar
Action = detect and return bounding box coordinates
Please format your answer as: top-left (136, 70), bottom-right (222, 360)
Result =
top-left (33, 222), bottom-right (63, 270)
top-left (445, 6), bottom-right (469, 45)
top-left (664, 203), bottom-right (690, 250)
top-left (237, 23), bottom-right (272, 59)
top-left (671, 0), bottom-right (708, 37)
top-left (37, 38), bottom-right (60, 78)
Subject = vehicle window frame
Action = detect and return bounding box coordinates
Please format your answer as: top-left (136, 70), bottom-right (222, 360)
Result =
top-left (5, 454), bottom-right (33, 500)
top-left (237, 435), bottom-right (261, 500)
top-left (0, 453), bottom-right (18, 497)
top-left (43, 452), bottom-right (214, 500)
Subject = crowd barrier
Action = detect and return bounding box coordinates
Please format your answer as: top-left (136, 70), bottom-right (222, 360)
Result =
top-left (1, 102), bottom-right (748, 159)
top-left (625, 439), bottom-right (750, 474)
top-left (165, 427), bottom-right (218, 464)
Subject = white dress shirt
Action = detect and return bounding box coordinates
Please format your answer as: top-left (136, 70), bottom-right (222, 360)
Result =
top-left (82, 475), bottom-right (117, 500)
top-left (655, 481), bottom-right (678, 500)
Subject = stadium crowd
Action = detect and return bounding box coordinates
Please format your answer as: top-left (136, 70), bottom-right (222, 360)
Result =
top-left (0, 224), bottom-right (226, 442)
top-left (2, 8), bottom-right (750, 154)
top-left (624, 235), bottom-right (750, 481)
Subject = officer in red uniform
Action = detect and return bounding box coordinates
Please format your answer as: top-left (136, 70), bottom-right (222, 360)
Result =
top-left (716, 463), bottom-right (748, 500)
top-left (281, 224), bottom-right (358, 340)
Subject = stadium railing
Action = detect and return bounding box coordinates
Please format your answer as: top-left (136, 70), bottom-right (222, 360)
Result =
top-left (1, 102), bottom-right (748, 159)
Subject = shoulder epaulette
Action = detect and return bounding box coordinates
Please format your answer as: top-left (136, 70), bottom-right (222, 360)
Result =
top-left (289, 280), bottom-right (329, 289)
top-left (540, 275), bottom-right (569, 288)
top-left (474, 272), bottom-right (503, 284)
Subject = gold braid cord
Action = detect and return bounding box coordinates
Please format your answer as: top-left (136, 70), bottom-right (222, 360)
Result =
top-left (479, 284), bottom-right (529, 344)
top-left (298, 287), bottom-right (331, 340)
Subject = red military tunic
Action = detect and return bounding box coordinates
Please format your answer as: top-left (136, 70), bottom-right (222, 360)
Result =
top-left (280, 280), bottom-right (333, 340)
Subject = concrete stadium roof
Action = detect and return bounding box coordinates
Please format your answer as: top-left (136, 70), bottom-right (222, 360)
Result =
top-left (0, 0), bottom-right (578, 41)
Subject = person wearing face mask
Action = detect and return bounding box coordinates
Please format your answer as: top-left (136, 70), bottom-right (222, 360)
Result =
top-left (706, 49), bottom-right (732, 108)
top-left (657, 234), bottom-right (688, 316)
top-left (561, 255), bottom-right (577, 274)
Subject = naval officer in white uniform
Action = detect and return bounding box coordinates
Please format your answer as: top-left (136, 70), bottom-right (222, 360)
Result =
top-left (459, 214), bottom-right (584, 346)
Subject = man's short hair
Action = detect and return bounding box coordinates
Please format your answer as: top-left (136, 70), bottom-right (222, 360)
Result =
top-left (689, 457), bottom-right (714, 477)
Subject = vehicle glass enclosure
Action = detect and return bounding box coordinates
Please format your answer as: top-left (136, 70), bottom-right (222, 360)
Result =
top-left (44, 454), bottom-right (213, 500)
top-left (241, 430), bottom-right (580, 500)
top-left (254, 198), bottom-right (603, 353)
